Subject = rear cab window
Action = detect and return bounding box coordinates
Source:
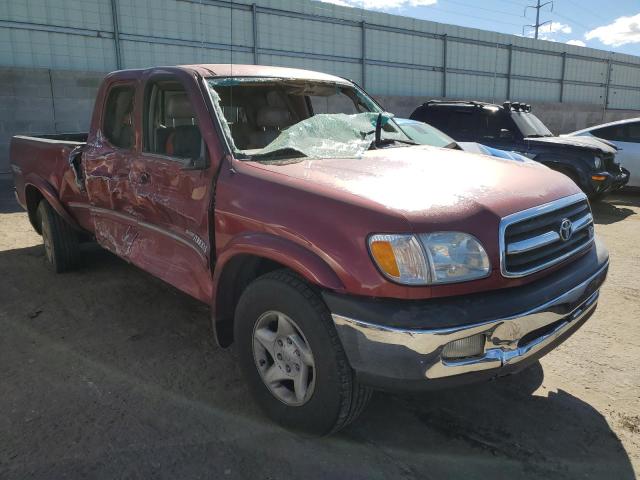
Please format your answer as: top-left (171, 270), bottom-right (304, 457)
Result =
top-left (308, 91), bottom-right (362, 115)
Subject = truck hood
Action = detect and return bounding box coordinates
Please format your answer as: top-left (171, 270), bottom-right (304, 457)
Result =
top-left (248, 145), bottom-right (578, 224)
top-left (525, 135), bottom-right (617, 154)
top-left (561, 133), bottom-right (619, 150)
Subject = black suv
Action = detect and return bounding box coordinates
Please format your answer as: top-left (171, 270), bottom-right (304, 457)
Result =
top-left (410, 100), bottom-right (630, 199)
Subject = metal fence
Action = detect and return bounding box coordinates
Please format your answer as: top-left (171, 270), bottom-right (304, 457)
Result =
top-left (1, 0), bottom-right (640, 109)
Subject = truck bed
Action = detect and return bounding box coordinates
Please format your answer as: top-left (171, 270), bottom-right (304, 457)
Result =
top-left (10, 132), bottom-right (89, 214)
top-left (13, 132), bottom-right (88, 144)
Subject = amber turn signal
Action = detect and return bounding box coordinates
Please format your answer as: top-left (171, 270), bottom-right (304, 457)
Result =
top-left (591, 175), bottom-right (607, 181)
top-left (367, 234), bottom-right (431, 284)
top-left (369, 240), bottom-right (401, 278)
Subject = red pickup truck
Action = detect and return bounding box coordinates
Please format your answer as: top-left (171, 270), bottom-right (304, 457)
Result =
top-left (10, 64), bottom-right (609, 435)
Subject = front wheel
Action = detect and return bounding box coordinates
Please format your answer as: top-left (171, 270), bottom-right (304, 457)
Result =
top-left (234, 270), bottom-right (371, 435)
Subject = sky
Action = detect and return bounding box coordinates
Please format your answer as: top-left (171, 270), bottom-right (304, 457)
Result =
top-left (314, 0), bottom-right (640, 57)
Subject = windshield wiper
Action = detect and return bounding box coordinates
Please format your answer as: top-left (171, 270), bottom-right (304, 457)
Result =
top-left (368, 136), bottom-right (418, 149)
top-left (367, 113), bottom-right (417, 148)
top-left (382, 138), bottom-right (418, 146)
top-left (250, 148), bottom-right (307, 161)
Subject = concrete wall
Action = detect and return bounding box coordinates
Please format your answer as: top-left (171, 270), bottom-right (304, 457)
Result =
top-left (2, 0), bottom-right (640, 107)
top-left (0, 67), bottom-right (103, 173)
top-left (2, 65), bottom-right (639, 175)
top-left (3, 0), bottom-right (640, 175)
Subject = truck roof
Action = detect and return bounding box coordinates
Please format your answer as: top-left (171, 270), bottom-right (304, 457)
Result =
top-left (421, 100), bottom-right (496, 108)
top-left (108, 64), bottom-right (351, 84)
top-left (419, 99), bottom-right (532, 113)
top-left (569, 116), bottom-right (640, 135)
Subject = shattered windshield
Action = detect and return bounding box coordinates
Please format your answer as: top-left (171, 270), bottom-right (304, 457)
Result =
top-left (394, 118), bottom-right (455, 148)
top-left (510, 111), bottom-right (553, 138)
top-left (206, 77), bottom-right (413, 160)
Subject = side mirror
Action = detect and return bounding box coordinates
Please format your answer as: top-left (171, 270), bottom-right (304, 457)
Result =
top-left (499, 128), bottom-right (513, 139)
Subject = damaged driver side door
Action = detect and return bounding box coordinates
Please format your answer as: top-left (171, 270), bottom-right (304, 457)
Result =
top-left (83, 81), bottom-right (140, 260)
top-left (83, 75), bottom-right (215, 303)
top-left (122, 74), bottom-right (214, 302)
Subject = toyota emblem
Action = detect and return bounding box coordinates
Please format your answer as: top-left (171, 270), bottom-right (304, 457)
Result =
top-left (559, 218), bottom-right (573, 241)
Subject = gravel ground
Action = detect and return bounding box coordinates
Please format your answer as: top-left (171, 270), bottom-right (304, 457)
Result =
top-left (0, 181), bottom-right (638, 479)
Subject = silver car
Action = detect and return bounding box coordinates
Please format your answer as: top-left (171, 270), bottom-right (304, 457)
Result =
top-left (567, 118), bottom-right (640, 188)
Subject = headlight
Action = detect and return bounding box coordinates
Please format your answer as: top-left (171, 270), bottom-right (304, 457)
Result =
top-left (419, 232), bottom-right (490, 283)
top-left (592, 156), bottom-right (602, 169)
top-left (368, 232), bottom-right (490, 285)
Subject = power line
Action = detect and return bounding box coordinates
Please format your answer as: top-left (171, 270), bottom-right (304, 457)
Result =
top-left (417, 4), bottom-right (524, 28)
top-left (440, 0), bottom-right (526, 20)
top-left (500, 0), bottom-right (533, 6)
top-left (560, 0), bottom-right (618, 25)
top-left (523, 0), bottom-right (553, 39)
top-left (552, 10), bottom-right (594, 33)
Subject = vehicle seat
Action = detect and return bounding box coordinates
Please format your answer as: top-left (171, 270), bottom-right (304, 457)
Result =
top-left (223, 105), bottom-right (252, 150)
top-left (163, 93), bottom-right (202, 159)
top-left (248, 106), bottom-right (292, 148)
top-left (112, 90), bottom-right (133, 148)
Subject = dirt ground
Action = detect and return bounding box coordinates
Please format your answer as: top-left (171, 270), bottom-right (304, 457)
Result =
top-left (1, 181), bottom-right (638, 479)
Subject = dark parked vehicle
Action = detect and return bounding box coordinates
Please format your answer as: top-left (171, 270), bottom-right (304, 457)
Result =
top-left (410, 100), bottom-right (630, 199)
top-left (10, 65), bottom-right (609, 435)
top-left (394, 117), bottom-right (532, 162)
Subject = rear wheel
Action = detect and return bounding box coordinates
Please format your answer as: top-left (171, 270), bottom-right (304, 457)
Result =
top-left (234, 270), bottom-right (371, 435)
top-left (37, 200), bottom-right (80, 272)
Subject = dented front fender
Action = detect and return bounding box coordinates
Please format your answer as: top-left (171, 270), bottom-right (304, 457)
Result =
top-left (212, 232), bottom-right (345, 301)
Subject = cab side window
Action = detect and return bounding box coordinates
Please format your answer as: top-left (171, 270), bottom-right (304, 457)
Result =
top-left (591, 125), bottom-right (625, 141)
top-left (103, 85), bottom-right (135, 149)
top-left (420, 108), bottom-right (450, 131)
top-left (447, 109), bottom-right (477, 141)
top-left (478, 112), bottom-right (513, 139)
top-left (144, 80), bottom-right (203, 162)
top-left (625, 122), bottom-right (640, 142)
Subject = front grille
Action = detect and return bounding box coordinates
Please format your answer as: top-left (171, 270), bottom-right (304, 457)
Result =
top-left (501, 194), bottom-right (594, 277)
top-left (603, 152), bottom-right (623, 174)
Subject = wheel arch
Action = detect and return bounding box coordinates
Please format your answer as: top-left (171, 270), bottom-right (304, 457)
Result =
top-left (23, 175), bottom-right (80, 234)
top-left (24, 184), bottom-right (45, 234)
top-left (535, 155), bottom-right (589, 189)
top-left (211, 234), bottom-right (345, 348)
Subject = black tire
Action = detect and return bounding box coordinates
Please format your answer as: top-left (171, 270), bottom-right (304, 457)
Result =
top-left (37, 200), bottom-right (80, 273)
top-left (234, 269), bottom-right (371, 435)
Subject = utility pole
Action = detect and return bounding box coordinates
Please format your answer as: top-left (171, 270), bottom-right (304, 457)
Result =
top-left (523, 0), bottom-right (553, 39)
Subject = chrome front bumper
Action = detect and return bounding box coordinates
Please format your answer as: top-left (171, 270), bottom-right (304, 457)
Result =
top-left (331, 260), bottom-right (608, 387)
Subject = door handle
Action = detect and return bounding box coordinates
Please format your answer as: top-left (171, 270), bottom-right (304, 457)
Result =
top-left (138, 172), bottom-right (151, 184)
